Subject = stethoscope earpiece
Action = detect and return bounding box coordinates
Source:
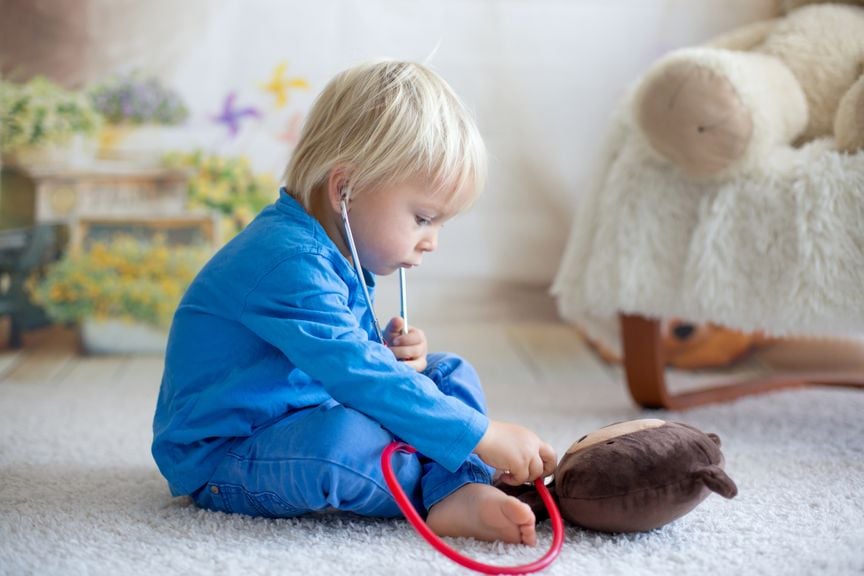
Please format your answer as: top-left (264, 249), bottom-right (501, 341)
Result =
top-left (339, 188), bottom-right (352, 223)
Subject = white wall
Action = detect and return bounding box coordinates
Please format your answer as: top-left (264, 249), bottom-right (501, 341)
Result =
top-left (2, 0), bottom-right (779, 283)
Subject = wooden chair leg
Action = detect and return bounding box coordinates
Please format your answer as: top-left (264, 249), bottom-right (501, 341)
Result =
top-left (619, 313), bottom-right (864, 410)
top-left (619, 313), bottom-right (668, 408)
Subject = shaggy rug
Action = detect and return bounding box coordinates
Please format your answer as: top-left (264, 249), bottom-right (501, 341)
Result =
top-left (1, 341), bottom-right (863, 576)
top-left (552, 92), bottom-right (864, 356)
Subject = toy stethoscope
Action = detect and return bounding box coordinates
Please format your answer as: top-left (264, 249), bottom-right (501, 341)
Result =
top-left (340, 190), bottom-right (564, 574)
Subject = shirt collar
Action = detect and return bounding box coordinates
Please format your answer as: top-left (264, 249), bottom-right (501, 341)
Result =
top-left (275, 188), bottom-right (376, 289)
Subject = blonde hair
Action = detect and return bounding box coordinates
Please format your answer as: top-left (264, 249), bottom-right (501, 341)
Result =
top-left (284, 60), bottom-right (487, 211)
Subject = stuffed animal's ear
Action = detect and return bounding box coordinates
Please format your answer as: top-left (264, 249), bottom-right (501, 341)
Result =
top-left (696, 465), bottom-right (738, 499)
top-left (707, 432), bottom-right (721, 447)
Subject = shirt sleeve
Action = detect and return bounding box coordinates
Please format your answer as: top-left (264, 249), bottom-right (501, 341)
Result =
top-left (238, 252), bottom-right (488, 472)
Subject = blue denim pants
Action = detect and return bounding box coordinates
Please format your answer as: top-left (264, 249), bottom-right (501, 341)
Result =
top-left (193, 353), bottom-right (494, 518)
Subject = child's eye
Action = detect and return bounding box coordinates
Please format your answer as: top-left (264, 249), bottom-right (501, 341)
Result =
top-left (415, 215), bottom-right (432, 226)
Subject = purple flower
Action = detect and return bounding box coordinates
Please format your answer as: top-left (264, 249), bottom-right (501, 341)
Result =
top-left (89, 72), bottom-right (188, 125)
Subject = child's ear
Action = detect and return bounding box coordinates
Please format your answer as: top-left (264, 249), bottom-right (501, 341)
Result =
top-left (326, 166), bottom-right (353, 213)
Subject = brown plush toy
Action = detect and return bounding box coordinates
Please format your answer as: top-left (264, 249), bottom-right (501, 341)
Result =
top-left (504, 419), bottom-right (738, 533)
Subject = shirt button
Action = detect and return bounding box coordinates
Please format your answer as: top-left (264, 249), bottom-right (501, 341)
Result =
top-left (210, 485), bottom-right (219, 494)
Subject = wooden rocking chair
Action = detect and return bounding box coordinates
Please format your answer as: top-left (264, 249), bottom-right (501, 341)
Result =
top-left (619, 314), bottom-right (864, 410)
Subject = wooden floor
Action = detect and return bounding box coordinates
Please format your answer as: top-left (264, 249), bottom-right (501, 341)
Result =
top-left (0, 325), bottom-right (166, 393)
top-left (3, 279), bottom-right (863, 416)
top-left (0, 280), bottom-right (627, 430)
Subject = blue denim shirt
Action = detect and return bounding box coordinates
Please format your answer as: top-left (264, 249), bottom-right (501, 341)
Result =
top-left (152, 190), bottom-right (488, 496)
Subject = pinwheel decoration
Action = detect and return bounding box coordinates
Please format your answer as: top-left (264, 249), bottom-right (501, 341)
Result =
top-left (277, 111), bottom-right (305, 146)
top-left (212, 92), bottom-right (260, 137)
top-left (261, 61), bottom-right (310, 108)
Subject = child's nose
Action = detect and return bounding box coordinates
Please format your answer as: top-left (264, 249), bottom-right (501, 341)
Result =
top-left (419, 231), bottom-right (438, 252)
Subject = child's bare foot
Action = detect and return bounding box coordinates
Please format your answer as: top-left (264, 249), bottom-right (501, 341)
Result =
top-left (426, 483), bottom-right (537, 545)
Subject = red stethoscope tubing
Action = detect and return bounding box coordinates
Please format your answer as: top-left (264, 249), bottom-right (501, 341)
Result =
top-left (381, 441), bottom-right (564, 574)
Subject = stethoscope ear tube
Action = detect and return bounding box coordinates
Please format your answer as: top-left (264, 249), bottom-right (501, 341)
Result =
top-left (341, 198), bottom-right (386, 344)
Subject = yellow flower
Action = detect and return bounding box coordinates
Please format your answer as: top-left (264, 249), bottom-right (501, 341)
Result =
top-left (28, 235), bottom-right (209, 328)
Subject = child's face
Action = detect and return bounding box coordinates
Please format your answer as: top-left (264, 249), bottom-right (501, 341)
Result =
top-left (344, 178), bottom-right (463, 275)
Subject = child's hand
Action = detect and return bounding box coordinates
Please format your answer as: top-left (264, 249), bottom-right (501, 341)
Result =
top-left (474, 420), bottom-right (557, 485)
top-left (385, 316), bottom-right (428, 372)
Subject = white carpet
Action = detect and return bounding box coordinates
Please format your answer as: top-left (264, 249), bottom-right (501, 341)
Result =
top-left (2, 350), bottom-right (864, 576)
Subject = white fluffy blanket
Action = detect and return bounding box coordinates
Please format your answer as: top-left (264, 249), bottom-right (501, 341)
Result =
top-left (552, 98), bottom-right (864, 354)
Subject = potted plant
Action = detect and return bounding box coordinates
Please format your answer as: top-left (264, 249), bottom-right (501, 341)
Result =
top-left (88, 72), bottom-right (189, 162)
top-left (162, 151), bottom-right (276, 241)
top-left (27, 235), bottom-right (208, 354)
top-left (0, 76), bottom-right (102, 166)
